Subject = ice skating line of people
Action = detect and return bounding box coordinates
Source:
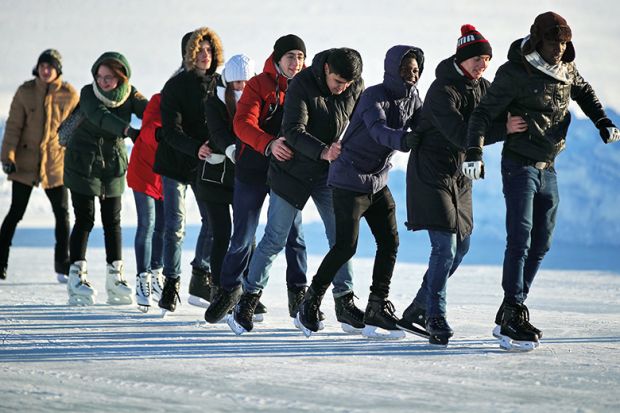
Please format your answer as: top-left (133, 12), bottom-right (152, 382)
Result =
top-left (1, 12), bottom-right (618, 351)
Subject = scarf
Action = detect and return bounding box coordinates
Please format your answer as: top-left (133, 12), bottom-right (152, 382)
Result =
top-left (92, 80), bottom-right (131, 108)
top-left (521, 36), bottom-right (570, 83)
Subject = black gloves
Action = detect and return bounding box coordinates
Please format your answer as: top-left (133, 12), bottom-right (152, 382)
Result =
top-left (2, 162), bottom-right (16, 175)
top-left (596, 118), bottom-right (620, 144)
top-left (404, 131), bottom-right (421, 152)
top-left (154, 127), bottom-right (163, 142)
top-left (464, 147), bottom-right (483, 162)
top-left (126, 127), bottom-right (141, 143)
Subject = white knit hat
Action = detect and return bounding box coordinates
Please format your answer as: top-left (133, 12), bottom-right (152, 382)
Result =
top-left (223, 54), bottom-right (255, 83)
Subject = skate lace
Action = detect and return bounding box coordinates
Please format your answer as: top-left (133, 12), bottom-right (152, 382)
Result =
top-left (162, 280), bottom-right (181, 306)
top-left (138, 276), bottom-right (151, 297)
top-left (432, 317), bottom-right (449, 330)
top-left (382, 300), bottom-right (398, 318)
top-left (79, 274), bottom-right (92, 287)
top-left (519, 305), bottom-right (539, 332)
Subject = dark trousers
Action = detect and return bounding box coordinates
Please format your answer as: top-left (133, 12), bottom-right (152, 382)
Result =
top-left (204, 201), bottom-right (232, 287)
top-left (311, 186), bottom-right (399, 299)
top-left (0, 181), bottom-right (70, 272)
top-left (69, 191), bottom-right (122, 264)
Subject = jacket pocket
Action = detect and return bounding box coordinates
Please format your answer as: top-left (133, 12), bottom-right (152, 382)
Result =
top-left (66, 149), bottom-right (96, 178)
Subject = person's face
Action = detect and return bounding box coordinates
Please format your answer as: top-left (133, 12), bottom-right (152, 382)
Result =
top-left (324, 64), bottom-right (353, 95)
top-left (231, 80), bottom-right (246, 91)
top-left (37, 62), bottom-right (58, 83)
top-left (278, 50), bottom-right (305, 78)
top-left (195, 40), bottom-right (213, 71)
top-left (399, 57), bottom-right (420, 85)
top-left (96, 65), bottom-right (119, 92)
top-left (538, 39), bottom-right (567, 65)
top-left (459, 55), bottom-right (491, 80)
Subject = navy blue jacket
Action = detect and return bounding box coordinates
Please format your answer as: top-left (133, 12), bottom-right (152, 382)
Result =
top-left (328, 45), bottom-right (424, 194)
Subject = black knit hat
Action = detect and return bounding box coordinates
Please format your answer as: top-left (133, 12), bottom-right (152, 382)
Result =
top-left (181, 31), bottom-right (193, 59)
top-left (32, 49), bottom-right (62, 76)
top-left (455, 24), bottom-right (492, 64)
top-left (273, 34), bottom-right (306, 63)
top-left (522, 11), bottom-right (575, 62)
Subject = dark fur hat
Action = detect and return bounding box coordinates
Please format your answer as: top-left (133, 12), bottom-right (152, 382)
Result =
top-left (522, 11), bottom-right (575, 62)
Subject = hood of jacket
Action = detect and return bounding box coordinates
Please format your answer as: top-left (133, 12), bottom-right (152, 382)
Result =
top-left (383, 45), bottom-right (424, 100)
top-left (434, 55), bottom-right (481, 87)
top-left (310, 49), bottom-right (334, 96)
top-left (91, 51), bottom-right (131, 79)
top-left (183, 26), bottom-right (224, 75)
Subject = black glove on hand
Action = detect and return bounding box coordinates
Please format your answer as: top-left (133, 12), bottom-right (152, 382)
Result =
top-left (596, 118), bottom-right (620, 144)
top-left (2, 162), bottom-right (16, 175)
top-left (404, 131), bottom-right (421, 152)
top-left (154, 127), bottom-right (163, 142)
top-left (126, 127), bottom-right (141, 143)
top-left (464, 147), bottom-right (483, 162)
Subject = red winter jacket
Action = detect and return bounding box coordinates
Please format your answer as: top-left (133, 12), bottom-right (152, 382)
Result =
top-left (127, 93), bottom-right (163, 200)
top-left (232, 53), bottom-right (304, 184)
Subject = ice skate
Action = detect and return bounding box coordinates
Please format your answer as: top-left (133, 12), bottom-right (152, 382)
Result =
top-left (497, 303), bottom-right (539, 352)
top-left (204, 286), bottom-right (242, 324)
top-left (335, 292), bottom-right (365, 334)
top-left (493, 301), bottom-right (543, 341)
top-left (188, 267), bottom-right (212, 308)
top-left (56, 273), bottom-right (69, 283)
top-left (0, 265), bottom-right (7, 280)
top-left (361, 294), bottom-right (405, 340)
top-left (105, 261), bottom-right (133, 305)
top-left (295, 286), bottom-right (325, 338)
top-left (228, 291), bottom-right (261, 335)
top-left (150, 268), bottom-right (164, 302)
top-left (55, 261), bottom-right (69, 283)
top-left (396, 301), bottom-right (429, 338)
top-left (67, 261), bottom-right (96, 306)
top-left (135, 272), bottom-right (152, 313)
top-left (158, 276), bottom-right (181, 317)
top-left (425, 316), bottom-right (454, 347)
top-left (253, 300), bottom-right (267, 322)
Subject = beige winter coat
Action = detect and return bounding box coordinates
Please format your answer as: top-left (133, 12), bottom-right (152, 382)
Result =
top-left (1, 75), bottom-right (78, 188)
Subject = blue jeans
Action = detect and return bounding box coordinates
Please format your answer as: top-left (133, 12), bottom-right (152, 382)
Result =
top-left (413, 230), bottom-right (470, 317)
top-left (244, 187), bottom-right (354, 298)
top-left (133, 190), bottom-right (164, 274)
top-left (501, 157), bottom-right (559, 304)
top-left (161, 176), bottom-right (212, 279)
top-left (220, 178), bottom-right (307, 291)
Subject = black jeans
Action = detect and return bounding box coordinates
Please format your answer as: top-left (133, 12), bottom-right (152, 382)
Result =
top-left (69, 191), bottom-right (122, 264)
top-left (0, 181), bottom-right (70, 272)
top-left (204, 201), bottom-right (232, 287)
top-left (311, 186), bottom-right (399, 299)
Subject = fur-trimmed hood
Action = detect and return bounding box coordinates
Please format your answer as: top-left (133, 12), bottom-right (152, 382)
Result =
top-left (183, 27), bottom-right (224, 74)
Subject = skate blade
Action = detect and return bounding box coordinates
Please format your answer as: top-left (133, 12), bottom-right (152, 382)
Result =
top-left (361, 325), bottom-right (405, 340)
top-left (498, 335), bottom-right (538, 352)
top-left (56, 273), bottom-right (69, 284)
top-left (253, 314), bottom-right (264, 323)
top-left (492, 324), bottom-right (502, 339)
top-left (68, 295), bottom-right (95, 306)
top-left (227, 315), bottom-right (247, 336)
top-left (340, 322), bottom-right (363, 334)
top-left (293, 314), bottom-right (313, 338)
top-left (188, 295), bottom-right (210, 308)
top-left (429, 334), bottom-right (451, 347)
top-left (396, 322), bottom-right (430, 338)
top-left (137, 304), bottom-right (150, 313)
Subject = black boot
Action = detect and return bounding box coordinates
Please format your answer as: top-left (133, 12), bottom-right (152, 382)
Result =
top-left (334, 292), bottom-right (365, 331)
top-left (426, 315), bottom-right (454, 345)
top-left (494, 300), bottom-right (543, 340)
top-left (158, 276), bottom-right (181, 313)
top-left (188, 267), bottom-right (212, 307)
top-left (499, 303), bottom-right (539, 350)
top-left (287, 285), bottom-right (307, 318)
top-left (363, 294), bottom-right (401, 330)
top-left (0, 264), bottom-right (7, 280)
top-left (396, 300), bottom-right (429, 337)
top-left (296, 286), bottom-right (325, 335)
top-left (229, 291), bottom-right (262, 334)
top-left (204, 286), bottom-right (242, 323)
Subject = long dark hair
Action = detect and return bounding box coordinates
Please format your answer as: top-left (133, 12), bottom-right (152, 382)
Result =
top-left (224, 83), bottom-right (237, 120)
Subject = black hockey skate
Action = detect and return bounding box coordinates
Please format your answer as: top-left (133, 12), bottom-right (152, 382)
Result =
top-left (158, 276), bottom-right (181, 317)
top-left (294, 286), bottom-right (325, 337)
top-left (498, 303), bottom-right (539, 351)
top-left (287, 285), bottom-right (307, 318)
top-left (188, 267), bottom-right (212, 308)
top-left (228, 291), bottom-right (261, 335)
top-left (425, 315), bottom-right (454, 347)
top-left (396, 301), bottom-right (429, 338)
top-left (361, 295), bottom-right (405, 340)
top-left (493, 301), bottom-right (543, 341)
top-left (335, 292), bottom-right (365, 334)
top-left (0, 264), bottom-right (6, 280)
top-left (204, 286), bottom-right (242, 324)
top-left (253, 299), bottom-right (267, 322)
